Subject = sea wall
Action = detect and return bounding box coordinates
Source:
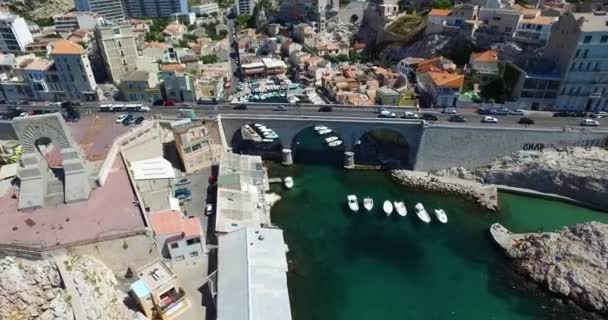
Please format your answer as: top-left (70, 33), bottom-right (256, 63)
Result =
top-left (413, 125), bottom-right (608, 171)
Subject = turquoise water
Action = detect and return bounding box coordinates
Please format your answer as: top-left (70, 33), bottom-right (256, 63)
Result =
top-left (266, 128), bottom-right (608, 320)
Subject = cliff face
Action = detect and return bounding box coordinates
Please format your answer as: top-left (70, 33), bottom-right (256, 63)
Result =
top-left (0, 254), bottom-right (136, 320)
top-left (506, 222), bottom-right (608, 314)
top-left (0, 0), bottom-right (73, 22)
top-left (435, 147), bottom-right (608, 210)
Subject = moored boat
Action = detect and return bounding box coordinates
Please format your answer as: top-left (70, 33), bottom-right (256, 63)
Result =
top-left (317, 128), bottom-right (332, 135)
top-left (347, 195), bottom-right (359, 212)
top-left (415, 203), bottom-right (431, 223)
top-left (325, 136), bottom-right (338, 143)
top-left (314, 126), bottom-right (328, 131)
top-left (284, 176), bottom-right (294, 189)
top-left (383, 200), bottom-right (393, 216)
top-left (363, 197), bottom-right (373, 212)
top-left (328, 140), bottom-right (343, 147)
top-left (394, 201), bottom-right (407, 217)
top-left (434, 209), bottom-right (448, 224)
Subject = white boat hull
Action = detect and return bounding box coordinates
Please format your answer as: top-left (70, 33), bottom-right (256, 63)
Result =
top-left (347, 195), bottom-right (359, 212)
top-left (284, 177), bottom-right (293, 189)
top-left (363, 198), bottom-right (373, 212)
top-left (383, 200), bottom-right (393, 216)
top-left (394, 202), bottom-right (407, 217)
top-left (434, 209), bottom-right (448, 223)
top-left (415, 203), bottom-right (431, 223)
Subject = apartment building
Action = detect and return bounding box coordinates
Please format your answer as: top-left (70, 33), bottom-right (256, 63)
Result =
top-left (53, 12), bottom-right (104, 34)
top-left (22, 59), bottom-right (58, 101)
top-left (149, 210), bottom-right (205, 263)
top-left (173, 119), bottom-right (216, 173)
top-left (160, 63), bottom-right (195, 102)
top-left (477, 8), bottom-right (521, 37)
top-left (125, 0), bottom-right (188, 18)
top-left (513, 11), bottom-right (557, 44)
top-left (74, 0), bottom-right (126, 22)
top-left (95, 24), bottom-right (138, 83)
top-left (0, 13), bottom-right (34, 54)
top-left (119, 70), bottom-right (161, 102)
top-left (49, 40), bottom-right (98, 100)
top-left (235, 0), bottom-right (257, 15)
top-left (544, 12), bottom-right (608, 111)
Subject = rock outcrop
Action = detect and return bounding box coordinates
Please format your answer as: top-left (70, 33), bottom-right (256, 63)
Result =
top-left (0, 254), bottom-right (136, 320)
top-left (0, 0), bottom-right (72, 22)
top-left (434, 147), bottom-right (608, 210)
top-left (501, 222), bottom-right (608, 315)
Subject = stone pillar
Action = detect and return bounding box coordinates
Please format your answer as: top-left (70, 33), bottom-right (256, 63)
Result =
top-left (282, 148), bottom-right (293, 166)
top-left (344, 151), bottom-right (355, 169)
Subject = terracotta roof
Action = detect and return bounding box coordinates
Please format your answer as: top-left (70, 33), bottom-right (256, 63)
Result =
top-left (144, 41), bottom-right (170, 49)
top-left (150, 210), bottom-right (201, 238)
top-left (521, 16), bottom-right (556, 26)
top-left (426, 71), bottom-right (464, 88)
top-left (429, 9), bottom-right (452, 16)
top-left (71, 28), bottom-right (91, 38)
top-left (471, 50), bottom-right (498, 63)
top-left (50, 39), bottom-right (85, 55)
top-left (23, 59), bottom-right (53, 71)
top-left (160, 63), bottom-right (187, 72)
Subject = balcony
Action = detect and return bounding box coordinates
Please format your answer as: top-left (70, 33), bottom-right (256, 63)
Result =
top-left (159, 287), bottom-right (186, 314)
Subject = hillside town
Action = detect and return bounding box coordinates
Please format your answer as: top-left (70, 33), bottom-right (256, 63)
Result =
top-left (1, 0), bottom-right (608, 319)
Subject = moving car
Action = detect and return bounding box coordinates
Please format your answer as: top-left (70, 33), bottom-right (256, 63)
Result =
top-left (318, 106), bottom-right (333, 112)
top-left (274, 105), bottom-right (287, 111)
top-left (481, 116), bottom-right (499, 123)
top-left (401, 111), bottom-right (420, 119)
top-left (580, 118), bottom-right (600, 127)
top-left (477, 108), bottom-right (497, 115)
top-left (518, 117), bottom-right (535, 125)
top-left (590, 112), bottom-right (608, 118)
top-left (448, 114), bottom-right (466, 122)
top-left (421, 113), bottom-right (438, 121)
top-left (553, 111), bottom-right (570, 117)
top-left (378, 110), bottom-right (397, 118)
top-left (163, 100), bottom-right (176, 106)
top-left (509, 109), bottom-right (526, 116)
top-left (495, 108), bottom-right (510, 116)
top-left (115, 114), bottom-right (128, 123)
top-left (441, 108), bottom-right (457, 114)
top-left (233, 104), bottom-right (247, 110)
top-left (122, 114), bottom-right (135, 125)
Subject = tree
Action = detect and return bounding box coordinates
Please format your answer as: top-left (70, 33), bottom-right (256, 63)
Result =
top-left (336, 53), bottom-right (349, 62)
top-left (432, 0), bottom-right (454, 9)
top-left (201, 54), bottom-right (219, 64)
top-left (462, 70), bottom-right (479, 92)
top-left (218, 30), bottom-right (229, 39)
top-left (323, 55), bottom-right (337, 63)
top-left (350, 14), bottom-right (359, 24)
top-left (348, 50), bottom-right (361, 63)
top-left (236, 14), bottom-right (254, 28)
top-left (480, 78), bottom-right (505, 102)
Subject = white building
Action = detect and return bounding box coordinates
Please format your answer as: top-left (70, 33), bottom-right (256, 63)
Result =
top-left (74, 0), bottom-right (126, 22)
top-left (49, 40), bottom-right (98, 100)
top-left (53, 12), bottom-right (105, 34)
top-left (125, 0), bottom-right (188, 18)
top-left (217, 227), bottom-right (292, 320)
top-left (95, 24), bottom-right (138, 83)
top-left (191, 3), bottom-right (220, 16)
top-left (235, 0), bottom-right (257, 16)
top-left (514, 14), bottom-right (557, 44)
top-left (0, 13), bottom-right (34, 54)
top-left (545, 12), bottom-right (608, 111)
top-left (149, 210), bottom-right (205, 263)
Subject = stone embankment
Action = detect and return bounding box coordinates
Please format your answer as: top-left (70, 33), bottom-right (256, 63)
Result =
top-left (490, 222), bottom-right (608, 315)
top-left (391, 170), bottom-right (498, 211)
top-left (434, 147), bottom-right (608, 210)
top-left (0, 254), bottom-right (136, 320)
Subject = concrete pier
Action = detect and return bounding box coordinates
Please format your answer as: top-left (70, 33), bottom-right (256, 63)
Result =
top-left (344, 151), bottom-right (355, 169)
top-left (282, 149), bottom-right (293, 166)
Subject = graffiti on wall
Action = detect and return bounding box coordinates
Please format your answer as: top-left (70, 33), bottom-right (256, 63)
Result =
top-left (522, 138), bottom-right (607, 151)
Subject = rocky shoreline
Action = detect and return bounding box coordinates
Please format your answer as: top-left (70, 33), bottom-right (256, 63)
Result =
top-left (391, 170), bottom-right (498, 211)
top-left (490, 222), bottom-right (608, 315)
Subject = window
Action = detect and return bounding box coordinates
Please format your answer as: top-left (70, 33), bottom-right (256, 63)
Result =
top-left (112, 27), bottom-right (120, 35)
top-left (584, 35), bottom-right (592, 43)
top-left (570, 62), bottom-right (575, 71)
top-left (586, 62), bottom-right (591, 71)
top-left (583, 49), bottom-right (588, 58)
top-left (189, 251), bottom-right (199, 257)
top-left (602, 35), bottom-right (608, 43)
top-left (170, 242), bottom-right (179, 249)
top-left (186, 238), bottom-right (200, 246)
top-left (118, 40), bottom-right (122, 48)
top-left (595, 62), bottom-right (600, 71)
top-left (174, 254), bottom-right (185, 261)
top-left (575, 49), bottom-right (580, 58)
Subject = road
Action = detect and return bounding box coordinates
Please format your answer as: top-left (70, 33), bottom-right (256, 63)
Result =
top-left (0, 102), bottom-right (605, 130)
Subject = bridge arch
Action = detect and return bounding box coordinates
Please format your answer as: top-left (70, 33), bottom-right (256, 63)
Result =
top-left (289, 124), bottom-right (346, 166)
top-left (229, 122), bottom-right (284, 160)
top-left (354, 127), bottom-right (411, 169)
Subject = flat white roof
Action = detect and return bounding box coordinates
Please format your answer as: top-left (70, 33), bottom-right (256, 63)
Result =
top-left (131, 157), bottom-right (175, 180)
top-left (217, 227), bottom-right (291, 320)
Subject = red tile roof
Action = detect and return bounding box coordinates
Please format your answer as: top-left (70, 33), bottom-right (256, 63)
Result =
top-left (426, 71), bottom-right (464, 88)
top-left (50, 39), bottom-right (85, 55)
top-left (150, 211), bottom-right (201, 238)
top-left (429, 9), bottom-right (452, 16)
top-left (471, 50), bottom-right (498, 63)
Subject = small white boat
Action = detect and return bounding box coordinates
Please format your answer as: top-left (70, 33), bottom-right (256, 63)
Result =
top-left (434, 209), bottom-right (448, 224)
top-left (383, 200), bottom-right (393, 216)
top-left (314, 126), bottom-right (328, 131)
top-left (347, 195), bottom-right (359, 212)
top-left (317, 129), bottom-right (333, 135)
top-left (415, 203), bottom-right (431, 223)
top-left (363, 197), bottom-right (373, 212)
top-left (261, 138), bottom-right (274, 143)
top-left (284, 176), bottom-right (293, 189)
top-left (325, 136), bottom-right (338, 143)
top-left (328, 140), bottom-right (343, 147)
top-left (253, 123), bottom-right (264, 128)
top-left (265, 133), bottom-right (279, 139)
top-left (394, 201), bottom-right (407, 217)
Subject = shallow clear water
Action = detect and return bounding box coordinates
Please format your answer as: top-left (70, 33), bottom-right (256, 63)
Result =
top-left (267, 128), bottom-right (608, 320)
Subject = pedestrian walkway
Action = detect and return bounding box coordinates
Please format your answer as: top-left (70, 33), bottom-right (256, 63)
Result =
top-left (52, 249), bottom-right (86, 320)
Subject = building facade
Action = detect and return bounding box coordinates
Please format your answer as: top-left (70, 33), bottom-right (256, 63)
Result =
top-left (95, 24), bottom-right (138, 83)
top-left (160, 64), bottom-right (195, 102)
top-left (53, 12), bottom-right (104, 34)
top-left (544, 12), bottom-right (608, 111)
top-left (0, 13), bottom-right (34, 54)
top-left (119, 70), bottom-right (161, 102)
top-left (125, 0), bottom-right (188, 18)
top-left (149, 210), bottom-right (205, 263)
top-left (49, 40), bottom-right (98, 100)
top-left (74, 0), bottom-right (126, 22)
top-left (235, 0), bottom-right (257, 15)
top-left (173, 119), bottom-right (216, 173)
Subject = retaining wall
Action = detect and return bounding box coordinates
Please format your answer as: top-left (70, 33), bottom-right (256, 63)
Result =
top-left (413, 125), bottom-right (608, 171)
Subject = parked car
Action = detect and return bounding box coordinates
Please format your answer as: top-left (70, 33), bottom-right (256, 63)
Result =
top-left (115, 114), bottom-right (128, 123)
top-left (122, 114), bottom-right (135, 125)
top-left (590, 112), bottom-right (608, 119)
top-left (421, 113), bottom-right (438, 121)
top-left (477, 108), bottom-right (497, 115)
top-left (233, 104), bottom-right (247, 110)
top-left (441, 108), bottom-right (457, 114)
top-left (509, 109), bottom-right (526, 116)
top-left (518, 117), bottom-right (535, 125)
top-left (580, 118), bottom-right (600, 127)
top-left (553, 111), bottom-right (570, 117)
top-left (274, 105), bottom-right (287, 111)
top-left (376, 107), bottom-right (388, 114)
top-left (378, 110), bottom-right (396, 118)
top-left (318, 106), bottom-right (333, 112)
top-left (205, 203), bottom-right (214, 216)
top-left (135, 116), bottom-right (144, 124)
top-left (175, 188), bottom-right (191, 197)
top-left (153, 100), bottom-right (163, 106)
top-left (571, 111), bottom-right (586, 117)
top-left (401, 111), bottom-right (420, 119)
top-left (448, 114), bottom-right (466, 122)
top-left (163, 100), bottom-right (176, 106)
top-left (16, 100), bottom-right (30, 105)
top-left (176, 178), bottom-right (191, 186)
top-left (495, 108), bottom-right (510, 116)
top-left (48, 102), bottom-right (62, 108)
top-left (481, 116), bottom-right (499, 123)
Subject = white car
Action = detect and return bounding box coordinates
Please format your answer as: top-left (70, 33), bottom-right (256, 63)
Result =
top-left (379, 110), bottom-right (396, 118)
top-left (509, 109), bottom-right (525, 116)
top-left (481, 116), bottom-right (498, 123)
top-left (115, 114), bottom-right (128, 123)
top-left (402, 111), bottom-right (420, 119)
top-left (581, 118), bottom-right (600, 127)
top-left (441, 108), bottom-right (457, 114)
